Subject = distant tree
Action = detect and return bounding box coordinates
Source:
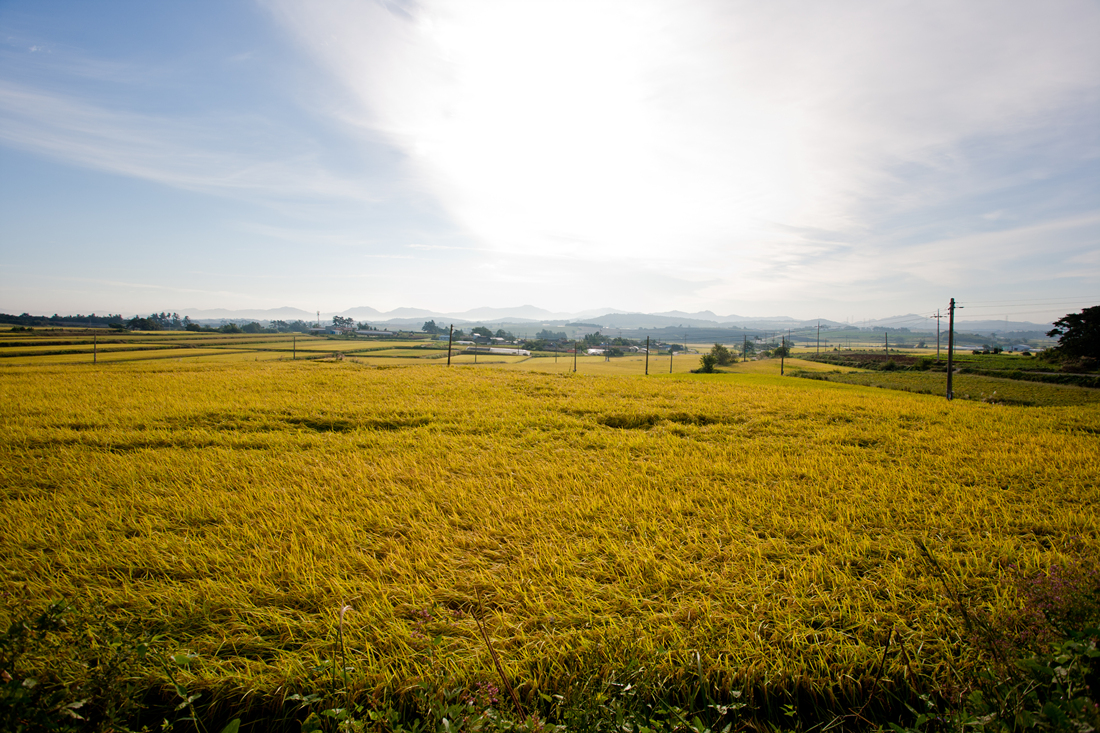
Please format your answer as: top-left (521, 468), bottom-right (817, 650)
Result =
top-left (471, 326), bottom-right (493, 338)
top-left (241, 322), bottom-right (263, 334)
top-left (127, 316), bottom-right (161, 331)
top-left (710, 343), bottom-right (734, 366)
top-left (536, 329), bottom-right (566, 340)
top-left (185, 322), bottom-right (202, 332)
top-left (143, 312), bottom-right (174, 330)
top-left (1047, 306), bottom-right (1100, 360)
top-left (220, 323), bottom-right (242, 334)
top-left (697, 353), bottom-right (718, 373)
top-left (421, 320), bottom-right (443, 334)
top-left (332, 315), bottom-right (355, 329)
top-left (583, 331), bottom-right (604, 346)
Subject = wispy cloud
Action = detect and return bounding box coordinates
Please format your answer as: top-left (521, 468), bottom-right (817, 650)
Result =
top-left (0, 80), bottom-right (382, 204)
top-left (267, 1), bottom-right (1099, 248)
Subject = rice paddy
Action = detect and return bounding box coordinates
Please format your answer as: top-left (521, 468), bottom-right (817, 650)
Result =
top-left (2, 347), bottom-right (1098, 724)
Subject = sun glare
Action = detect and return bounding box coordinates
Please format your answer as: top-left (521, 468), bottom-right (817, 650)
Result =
top-left (364, 2), bottom-right (806, 263)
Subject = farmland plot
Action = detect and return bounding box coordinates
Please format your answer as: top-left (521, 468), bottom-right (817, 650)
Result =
top-left (1, 360), bottom-right (1097, 720)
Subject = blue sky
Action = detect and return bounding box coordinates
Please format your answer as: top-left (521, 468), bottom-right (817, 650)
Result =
top-left (1, 0), bottom-right (1098, 323)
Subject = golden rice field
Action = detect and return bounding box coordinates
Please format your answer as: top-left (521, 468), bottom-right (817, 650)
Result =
top-left (792, 368), bottom-right (1100, 407)
top-left (2, 354), bottom-right (1098, 723)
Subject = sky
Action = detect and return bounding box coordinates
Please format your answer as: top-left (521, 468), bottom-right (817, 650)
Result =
top-left (1, 0), bottom-right (1098, 323)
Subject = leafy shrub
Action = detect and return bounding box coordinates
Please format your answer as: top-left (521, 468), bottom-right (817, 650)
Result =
top-left (696, 354), bottom-right (718, 373)
top-left (0, 600), bottom-right (150, 732)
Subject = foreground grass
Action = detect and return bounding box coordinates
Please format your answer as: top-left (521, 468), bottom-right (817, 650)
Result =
top-left (1, 360), bottom-right (1098, 725)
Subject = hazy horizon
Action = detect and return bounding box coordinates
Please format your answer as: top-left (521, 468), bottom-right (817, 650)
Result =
top-left (2, 303), bottom-right (1065, 333)
top-left (2, 1), bottom-right (1098, 324)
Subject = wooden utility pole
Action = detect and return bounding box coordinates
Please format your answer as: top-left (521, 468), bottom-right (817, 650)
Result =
top-left (669, 341), bottom-right (674, 373)
top-left (885, 332), bottom-right (889, 353)
top-left (816, 321), bottom-right (820, 355)
top-left (645, 336), bottom-right (650, 375)
top-left (946, 299), bottom-right (959, 400)
top-left (447, 324), bottom-right (454, 367)
top-left (573, 341), bottom-right (578, 372)
top-left (780, 337), bottom-right (785, 375)
top-left (743, 334), bottom-right (747, 362)
top-left (931, 310), bottom-right (944, 360)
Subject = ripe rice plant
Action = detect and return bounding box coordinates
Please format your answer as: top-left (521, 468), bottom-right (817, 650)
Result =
top-left (792, 368), bottom-right (1100, 407)
top-left (1, 360), bottom-right (1097, 726)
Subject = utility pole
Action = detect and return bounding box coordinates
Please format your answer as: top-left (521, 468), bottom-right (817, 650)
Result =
top-left (573, 341), bottom-right (578, 373)
top-left (931, 310), bottom-right (944, 360)
top-left (816, 321), bottom-right (820, 355)
top-left (743, 334), bottom-right (747, 362)
top-left (645, 336), bottom-right (650, 375)
top-left (93, 332), bottom-right (97, 364)
top-left (780, 336), bottom-right (785, 375)
top-left (447, 324), bottom-right (454, 367)
top-left (946, 298), bottom-right (961, 400)
top-left (885, 332), bottom-right (889, 353)
top-left (669, 341), bottom-right (674, 373)
top-left (293, 335), bottom-right (296, 360)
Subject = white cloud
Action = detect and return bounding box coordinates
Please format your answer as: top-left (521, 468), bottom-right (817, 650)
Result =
top-left (265, 0), bottom-right (1100, 278)
top-left (0, 80), bottom-right (381, 204)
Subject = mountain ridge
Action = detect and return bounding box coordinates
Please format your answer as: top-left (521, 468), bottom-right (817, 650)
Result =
top-left (174, 305), bottom-right (1053, 333)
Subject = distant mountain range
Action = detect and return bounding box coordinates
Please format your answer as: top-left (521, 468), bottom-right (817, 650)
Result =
top-left (177, 306), bottom-right (1054, 334)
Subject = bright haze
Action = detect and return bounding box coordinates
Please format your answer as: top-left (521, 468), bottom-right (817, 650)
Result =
top-left (1, 0), bottom-right (1098, 323)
